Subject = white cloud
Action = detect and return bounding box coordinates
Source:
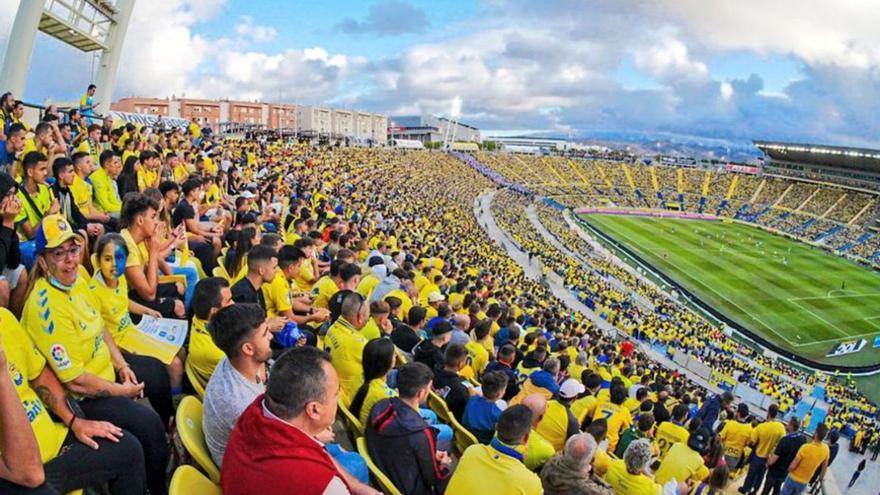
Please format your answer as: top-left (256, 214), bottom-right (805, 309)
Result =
top-left (234, 15), bottom-right (277, 43)
top-left (644, 0), bottom-right (880, 70)
top-left (633, 35), bottom-right (708, 84)
top-left (114, 0), bottom-right (223, 98)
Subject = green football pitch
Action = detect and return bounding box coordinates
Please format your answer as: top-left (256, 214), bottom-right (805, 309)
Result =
top-left (580, 214), bottom-right (880, 367)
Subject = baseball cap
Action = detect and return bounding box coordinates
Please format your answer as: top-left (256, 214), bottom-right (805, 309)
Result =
top-left (240, 190), bottom-right (256, 199)
top-left (35, 214), bottom-right (83, 253)
top-left (687, 428), bottom-right (711, 454)
top-left (427, 292), bottom-right (445, 303)
top-left (559, 378), bottom-right (586, 399)
top-left (0, 173), bottom-right (17, 199)
top-left (430, 320), bottom-right (452, 337)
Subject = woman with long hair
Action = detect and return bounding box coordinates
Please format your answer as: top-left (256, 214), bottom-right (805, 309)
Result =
top-left (350, 338), bottom-right (397, 426)
top-left (144, 187), bottom-right (199, 310)
top-left (226, 225), bottom-right (259, 281)
top-left (116, 155), bottom-right (139, 199)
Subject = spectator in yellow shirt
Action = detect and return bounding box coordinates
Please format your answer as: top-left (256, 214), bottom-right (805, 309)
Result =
top-left (446, 405), bottom-right (542, 495)
top-left (536, 378), bottom-right (584, 452)
top-left (292, 237), bottom-right (321, 292)
top-left (522, 393), bottom-right (556, 471)
top-left (654, 404), bottom-right (691, 460)
top-left (88, 150), bottom-right (123, 217)
top-left (325, 291), bottom-right (370, 404)
top-left (655, 427), bottom-right (711, 486)
top-left (783, 424), bottom-right (830, 495)
top-left (187, 277), bottom-right (234, 388)
top-left (604, 438), bottom-right (663, 495)
top-left (70, 151), bottom-right (111, 226)
top-left (720, 403), bottom-right (754, 470)
top-left (742, 404), bottom-right (786, 495)
top-left (593, 384), bottom-right (633, 453)
top-left (312, 259), bottom-right (361, 310)
top-left (0, 307), bottom-right (148, 494)
top-left (16, 152), bottom-right (58, 240)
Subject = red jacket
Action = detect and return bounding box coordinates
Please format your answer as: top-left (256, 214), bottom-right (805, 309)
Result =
top-left (222, 395), bottom-right (350, 495)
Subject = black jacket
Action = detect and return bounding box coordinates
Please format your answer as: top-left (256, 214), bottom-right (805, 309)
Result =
top-left (0, 223), bottom-right (20, 270)
top-left (412, 339), bottom-right (445, 372)
top-left (432, 368), bottom-right (470, 422)
top-left (366, 397), bottom-right (449, 495)
top-left (391, 324), bottom-right (422, 354)
top-left (51, 183), bottom-right (89, 231)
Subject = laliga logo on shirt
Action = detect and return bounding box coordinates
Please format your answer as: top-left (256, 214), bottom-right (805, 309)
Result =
top-left (10, 363), bottom-right (24, 387)
top-left (50, 344), bottom-right (72, 371)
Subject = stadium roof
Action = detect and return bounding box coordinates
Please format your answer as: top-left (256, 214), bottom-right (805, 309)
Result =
top-left (754, 140), bottom-right (880, 173)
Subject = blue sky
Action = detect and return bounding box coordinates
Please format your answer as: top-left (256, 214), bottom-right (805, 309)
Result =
top-left (2, 0), bottom-right (880, 147)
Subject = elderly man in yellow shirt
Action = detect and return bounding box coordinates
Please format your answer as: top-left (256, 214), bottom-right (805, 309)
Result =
top-left (521, 393), bottom-right (556, 471)
top-left (604, 439), bottom-right (663, 495)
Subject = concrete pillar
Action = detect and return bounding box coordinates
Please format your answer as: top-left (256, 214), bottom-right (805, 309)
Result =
top-left (94, 0), bottom-right (135, 116)
top-left (0, 0), bottom-right (43, 97)
top-left (219, 101), bottom-right (229, 123)
top-left (168, 99), bottom-right (180, 118)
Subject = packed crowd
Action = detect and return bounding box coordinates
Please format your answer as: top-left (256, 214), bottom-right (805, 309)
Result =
top-left (0, 87), bottom-right (877, 495)
top-left (471, 157), bottom-right (880, 444)
top-left (469, 152), bottom-right (880, 262)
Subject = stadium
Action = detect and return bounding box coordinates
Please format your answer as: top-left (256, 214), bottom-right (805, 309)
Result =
top-left (0, 1), bottom-right (877, 495)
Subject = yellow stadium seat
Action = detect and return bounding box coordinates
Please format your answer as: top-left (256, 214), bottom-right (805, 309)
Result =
top-left (337, 396), bottom-right (365, 439)
top-left (170, 465), bottom-right (222, 495)
top-left (426, 391), bottom-right (474, 454)
top-left (393, 346), bottom-right (408, 366)
top-left (185, 358), bottom-right (207, 399)
top-left (450, 414), bottom-right (478, 455)
top-left (211, 265), bottom-right (230, 282)
top-left (356, 437), bottom-right (401, 495)
top-left (159, 274), bottom-right (187, 287)
top-left (426, 391), bottom-right (452, 424)
top-left (175, 395), bottom-right (220, 483)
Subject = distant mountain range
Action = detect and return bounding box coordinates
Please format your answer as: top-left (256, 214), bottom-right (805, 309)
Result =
top-left (500, 130), bottom-right (764, 163)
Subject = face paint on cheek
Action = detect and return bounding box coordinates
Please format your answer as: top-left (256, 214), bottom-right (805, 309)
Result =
top-left (114, 246), bottom-right (127, 279)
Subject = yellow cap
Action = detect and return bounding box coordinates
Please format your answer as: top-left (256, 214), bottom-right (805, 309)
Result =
top-left (35, 214), bottom-right (83, 252)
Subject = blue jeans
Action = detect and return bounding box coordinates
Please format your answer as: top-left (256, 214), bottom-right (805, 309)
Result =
top-left (171, 264), bottom-right (199, 310)
top-left (419, 408), bottom-right (453, 452)
top-left (325, 443), bottom-right (369, 484)
top-left (780, 476), bottom-right (807, 495)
